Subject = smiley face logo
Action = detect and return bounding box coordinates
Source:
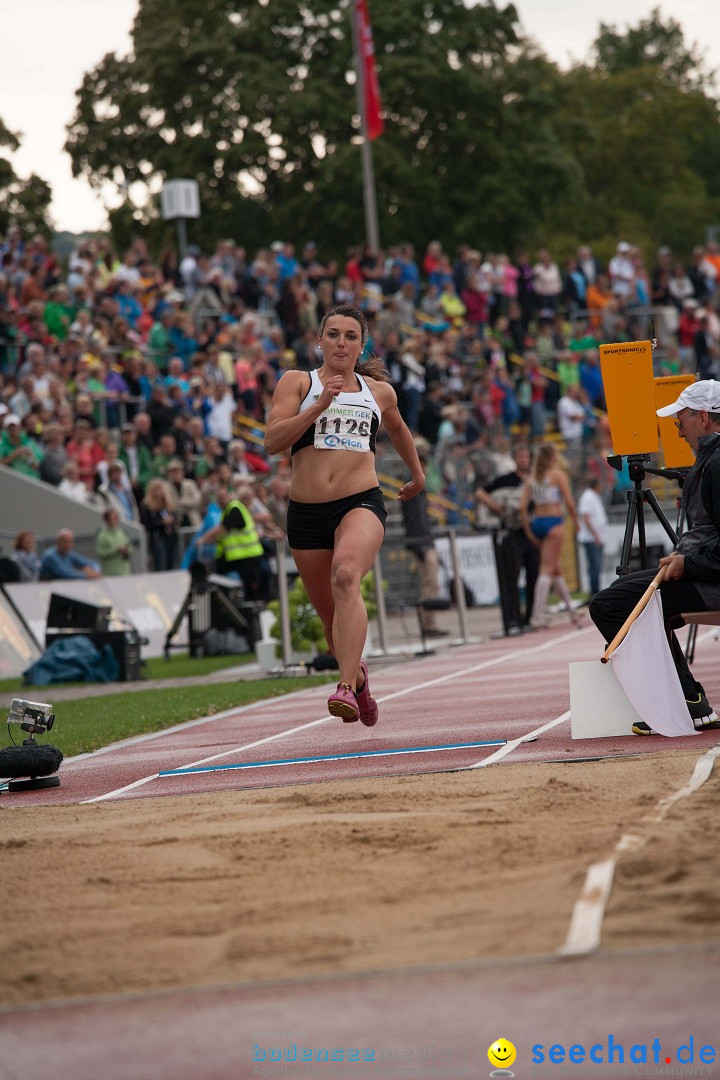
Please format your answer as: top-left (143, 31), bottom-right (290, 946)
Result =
top-left (488, 1039), bottom-right (517, 1070)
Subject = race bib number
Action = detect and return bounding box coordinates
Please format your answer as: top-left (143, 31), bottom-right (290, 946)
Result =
top-left (314, 402), bottom-right (373, 453)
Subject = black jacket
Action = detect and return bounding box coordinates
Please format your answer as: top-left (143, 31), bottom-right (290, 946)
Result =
top-left (676, 431), bottom-right (720, 581)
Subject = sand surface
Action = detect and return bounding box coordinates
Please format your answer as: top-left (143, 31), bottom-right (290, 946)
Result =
top-left (3, 748), bottom-right (719, 1005)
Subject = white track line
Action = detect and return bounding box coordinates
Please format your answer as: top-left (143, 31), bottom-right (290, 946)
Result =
top-left (64, 686), bottom-right (335, 765)
top-left (81, 715), bottom-right (332, 804)
top-left (468, 710), bottom-right (571, 768)
top-left (368, 627), bottom-right (587, 705)
top-left (559, 743), bottom-right (720, 956)
top-left (82, 627), bottom-right (585, 803)
top-left (468, 626), bottom-right (720, 771)
top-left (557, 624), bottom-right (720, 955)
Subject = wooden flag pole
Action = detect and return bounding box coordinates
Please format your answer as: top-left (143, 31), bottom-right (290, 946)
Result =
top-left (600, 566), bottom-right (667, 664)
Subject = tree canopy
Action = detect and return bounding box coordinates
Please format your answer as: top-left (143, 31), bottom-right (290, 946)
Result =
top-left (64, 1), bottom-right (720, 258)
top-left (592, 7), bottom-right (709, 91)
top-left (0, 120), bottom-right (52, 237)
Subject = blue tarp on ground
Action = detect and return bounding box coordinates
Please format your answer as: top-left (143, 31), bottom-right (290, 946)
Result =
top-left (23, 635), bottom-right (119, 686)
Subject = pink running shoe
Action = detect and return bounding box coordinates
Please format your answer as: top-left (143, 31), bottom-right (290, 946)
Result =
top-left (356, 659), bottom-right (378, 727)
top-left (327, 682), bottom-right (359, 722)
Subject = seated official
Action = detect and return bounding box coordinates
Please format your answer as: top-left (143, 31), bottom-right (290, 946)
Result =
top-left (589, 380), bottom-right (720, 735)
top-left (40, 529), bottom-right (102, 581)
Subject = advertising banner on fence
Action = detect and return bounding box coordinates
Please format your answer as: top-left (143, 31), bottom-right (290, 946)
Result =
top-left (434, 534), bottom-right (499, 607)
top-left (2, 572), bottom-right (190, 677)
top-left (0, 590), bottom-right (41, 678)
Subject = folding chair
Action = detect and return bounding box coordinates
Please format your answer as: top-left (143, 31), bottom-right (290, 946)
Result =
top-left (682, 610), bottom-right (720, 664)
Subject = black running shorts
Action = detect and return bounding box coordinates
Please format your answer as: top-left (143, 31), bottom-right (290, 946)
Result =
top-left (287, 486), bottom-right (387, 550)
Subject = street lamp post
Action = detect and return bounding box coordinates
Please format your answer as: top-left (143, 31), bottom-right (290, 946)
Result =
top-left (160, 180), bottom-right (201, 261)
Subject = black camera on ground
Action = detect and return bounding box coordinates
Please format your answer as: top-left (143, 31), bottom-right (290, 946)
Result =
top-left (7, 698), bottom-right (55, 737)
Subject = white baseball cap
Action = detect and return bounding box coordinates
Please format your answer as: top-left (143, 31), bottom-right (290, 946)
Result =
top-left (656, 380), bottom-right (720, 417)
top-left (4, 413), bottom-right (21, 425)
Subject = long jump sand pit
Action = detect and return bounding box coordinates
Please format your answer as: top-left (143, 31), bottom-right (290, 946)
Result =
top-left (3, 748), bottom-right (719, 1006)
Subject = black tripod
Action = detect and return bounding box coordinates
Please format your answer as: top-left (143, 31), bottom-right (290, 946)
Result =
top-left (608, 455), bottom-right (701, 658)
top-left (608, 455), bottom-right (687, 576)
top-left (164, 562), bottom-right (263, 658)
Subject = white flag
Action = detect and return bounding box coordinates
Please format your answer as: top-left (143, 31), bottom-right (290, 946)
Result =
top-left (610, 591), bottom-right (696, 737)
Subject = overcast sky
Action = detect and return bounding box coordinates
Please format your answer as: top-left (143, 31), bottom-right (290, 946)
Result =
top-left (3, 0), bottom-right (719, 233)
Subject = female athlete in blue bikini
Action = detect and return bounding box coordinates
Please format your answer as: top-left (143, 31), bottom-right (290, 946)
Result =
top-left (264, 305), bottom-right (425, 725)
top-left (519, 442), bottom-right (582, 627)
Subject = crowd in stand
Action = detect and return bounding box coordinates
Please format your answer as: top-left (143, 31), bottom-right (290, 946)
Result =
top-left (2, 223), bottom-right (720, 586)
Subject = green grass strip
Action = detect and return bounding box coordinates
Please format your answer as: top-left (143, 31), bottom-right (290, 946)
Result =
top-left (10, 676), bottom-right (335, 758)
top-left (0, 651), bottom-right (254, 696)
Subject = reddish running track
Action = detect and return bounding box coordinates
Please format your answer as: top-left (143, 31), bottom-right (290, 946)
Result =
top-left (1, 947), bottom-right (718, 1079)
top-left (3, 623), bottom-right (719, 1080)
top-left (3, 622), bottom-right (719, 808)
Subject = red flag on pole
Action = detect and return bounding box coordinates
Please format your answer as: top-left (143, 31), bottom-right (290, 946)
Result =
top-left (354, 0), bottom-right (384, 140)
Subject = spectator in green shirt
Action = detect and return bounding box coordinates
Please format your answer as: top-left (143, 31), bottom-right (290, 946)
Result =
top-left (146, 309), bottom-right (174, 370)
top-left (151, 432), bottom-right (178, 478)
top-left (568, 319), bottom-right (598, 353)
top-left (119, 422), bottom-right (153, 499)
top-left (555, 350), bottom-right (581, 396)
top-left (43, 285), bottom-right (76, 341)
top-left (96, 508), bottom-right (132, 576)
top-left (0, 414), bottom-right (43, 477)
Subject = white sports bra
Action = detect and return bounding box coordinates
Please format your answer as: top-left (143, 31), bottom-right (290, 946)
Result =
top-left (291, 369), bottom-right (382, 456)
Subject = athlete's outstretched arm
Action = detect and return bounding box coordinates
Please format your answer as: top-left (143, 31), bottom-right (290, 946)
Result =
top-left (374, 382), bottom-right (425, 501)
top-left (264, 371), bottom-right (341, 456)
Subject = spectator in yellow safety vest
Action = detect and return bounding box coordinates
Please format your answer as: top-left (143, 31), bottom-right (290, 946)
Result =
top-left (214, 486), bottom-right (264, 602)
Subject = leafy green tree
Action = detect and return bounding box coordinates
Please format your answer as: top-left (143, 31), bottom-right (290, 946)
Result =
top-left (0, 120), bottom-right (53, 237)
top-left (592, 9), bottom-right (720, 201)
top-left (541, 12), bottom-right (720, 259)
top-left (65, 0), bottom-right (578, 253)
top-left (65, 2), bottom-right (720, 259)
top-left (592, 7), bottom-right (709, 91)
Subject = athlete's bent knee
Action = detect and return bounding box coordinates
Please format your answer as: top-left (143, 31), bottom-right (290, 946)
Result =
top-left (332, 561), bottom-right (361, 594)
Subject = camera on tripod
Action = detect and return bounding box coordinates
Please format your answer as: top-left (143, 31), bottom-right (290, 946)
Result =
top-left (7, 698), bottom-right (55, 737)
top-left (599, 341), bottom-right (695, 575)
top-left (1, 698), bottom-right (62, 792)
